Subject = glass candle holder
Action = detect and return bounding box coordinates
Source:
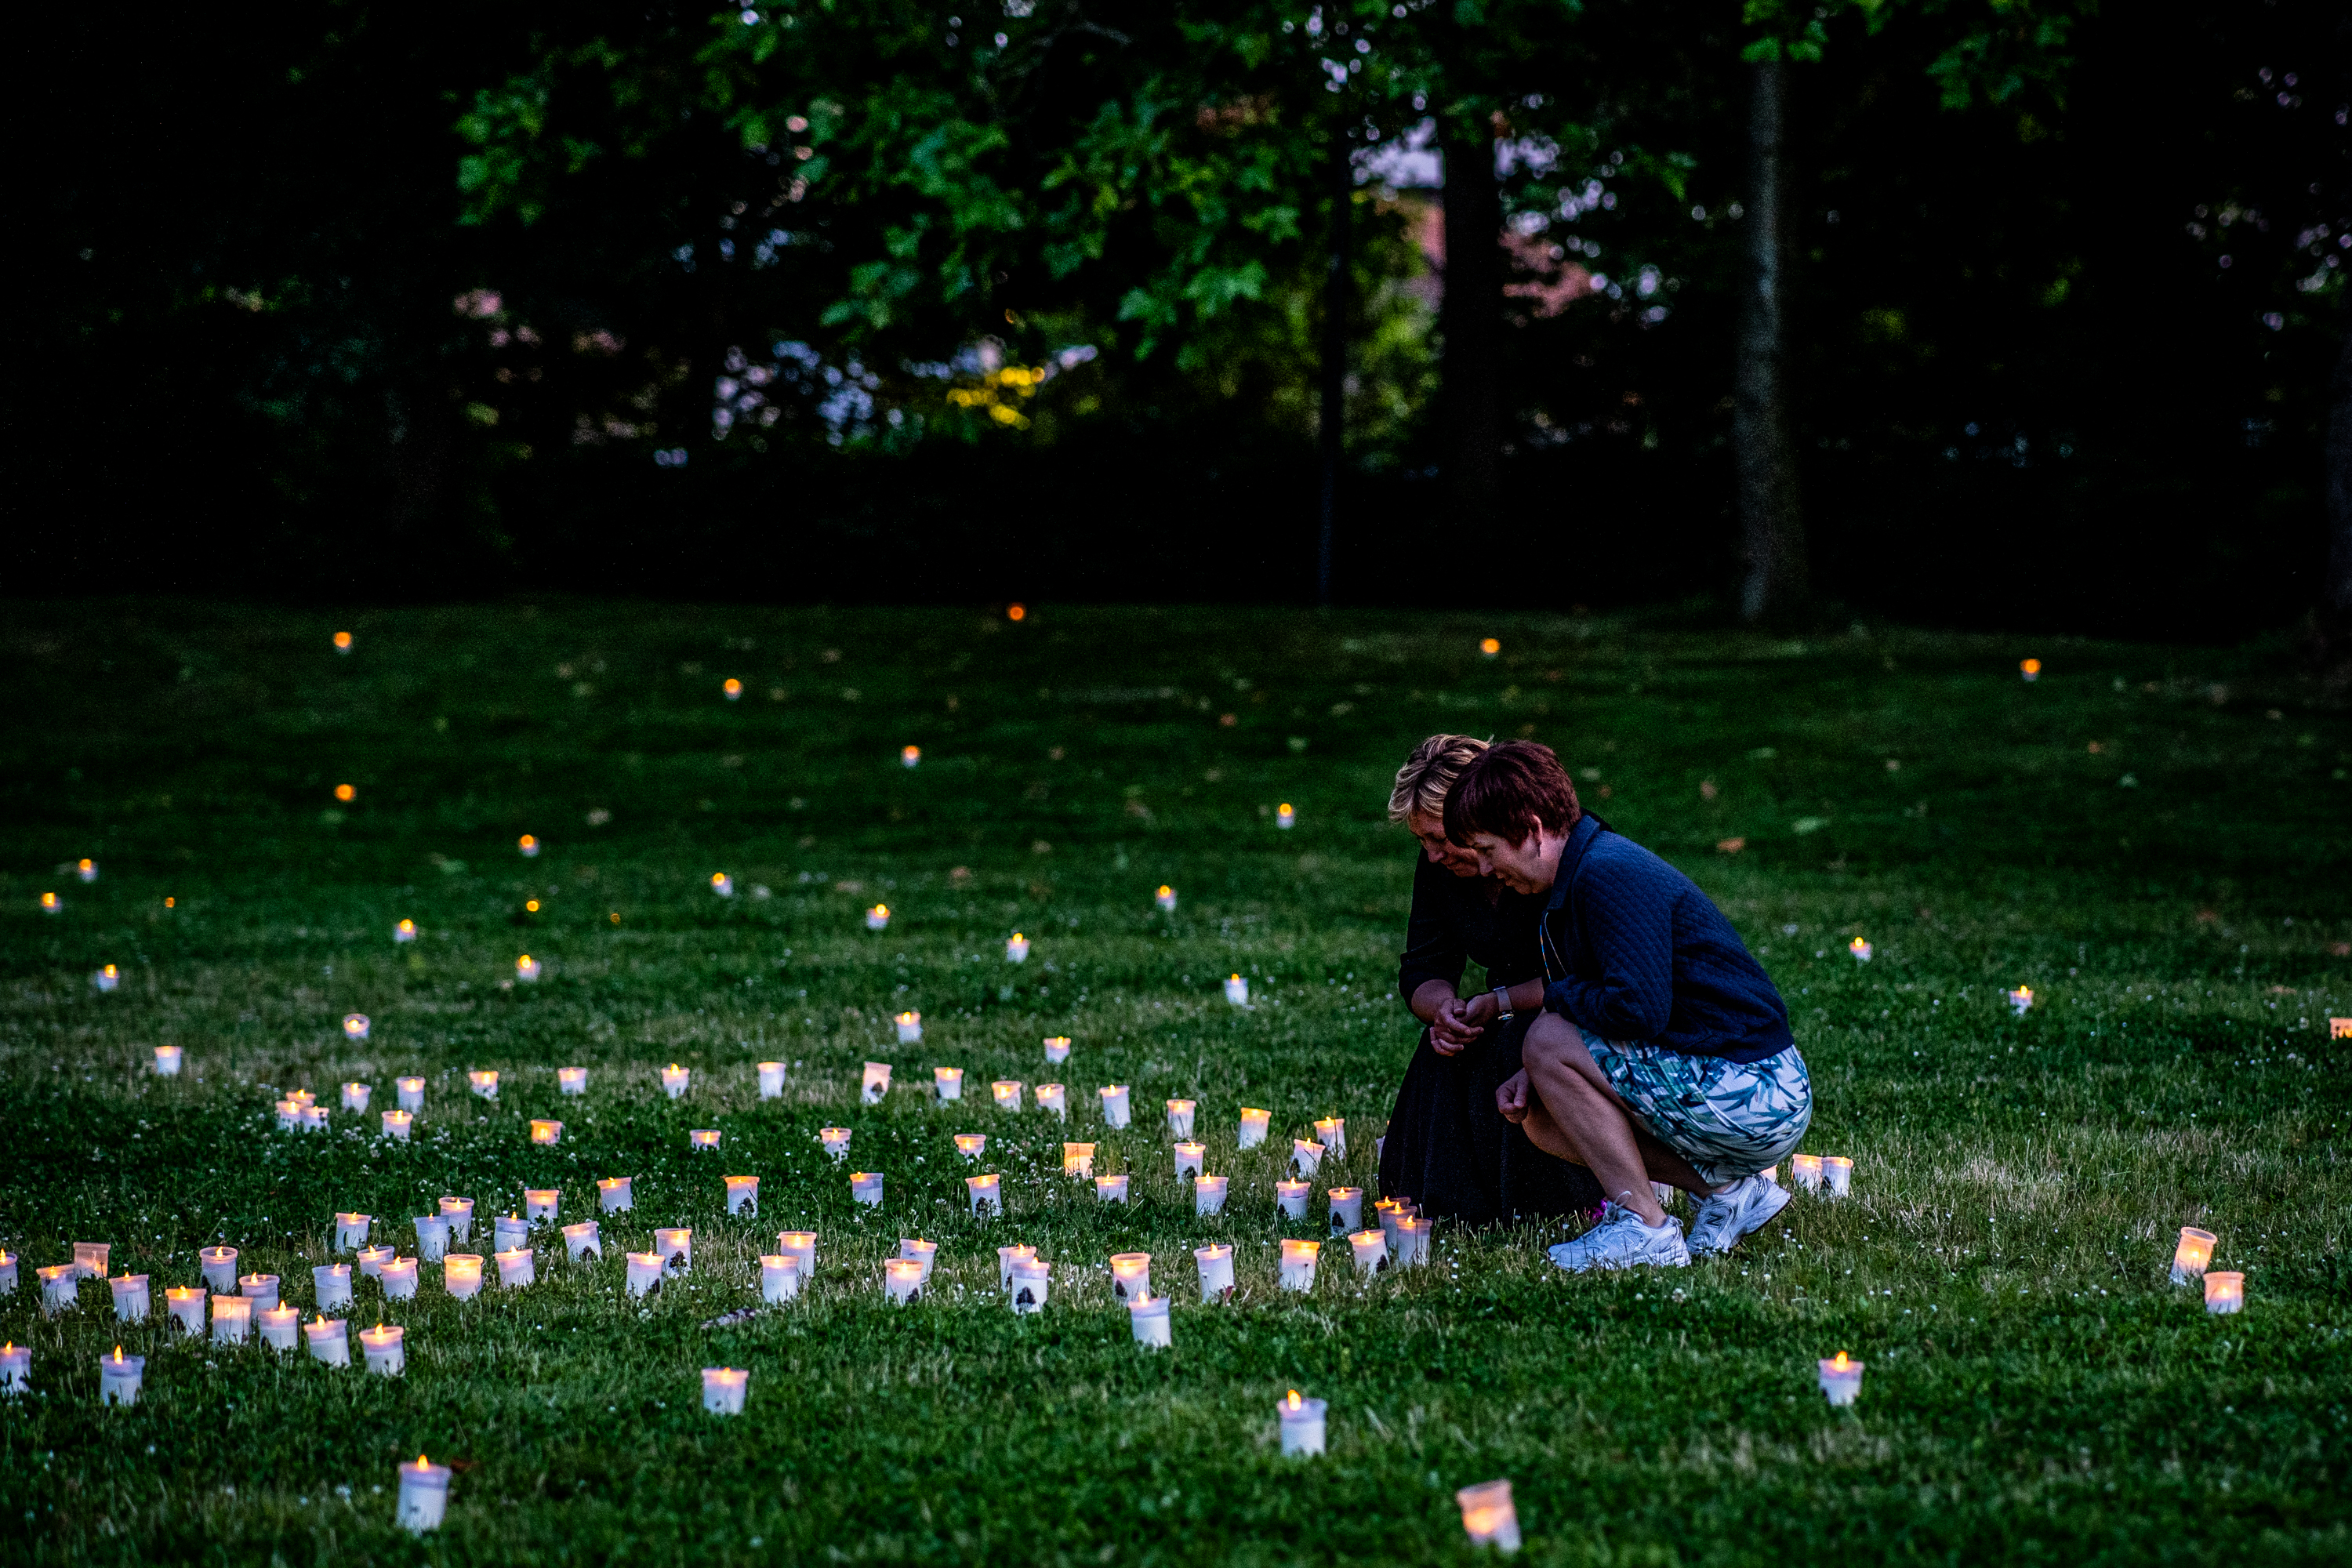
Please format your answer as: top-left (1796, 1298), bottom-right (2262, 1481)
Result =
top-left (1128, 1294), bottom-right (1171, 1348)
top-left (895, 1011), bottom-right (923, 1045)
top-left (395, 1454), bottom-right (447, 1528)
top-left (866, 904), bottom-right (889, 931)
top-left (1006, 933), bottom-right (1029, 963)
top-left (819, 1128), bottom-right (852, 1160)
top-left (884, 1258), bottom-right (925, 1304)
top-left (1044, 1036), bottom-right (1072, 1064)
top-left (655, 1229), bottom-right (693, 1273)
top-left (1155, 885), bottom-right (1178, 912)
top-left (0, 1250), bottom-right (13, 1295)
top-left (1791, 1153), bottom-right (1824, 1192)
top-left (304, 1316), bottom-right (349, 1367)
top-left (260, 1305), bottom-right (301, 1350)
top-left (381, 1109), bottom-right (413, 1141)
top-left (495, 1248), bottom-right (535, 1290)
top-left (99, 1348), bottom-right (144, 1406)
top-left (1276, 1181), bottom-right (1311, 1221)
top-left (1062, 1143), bottom-right (1094, 1177)
top-left (724, 1177), bottom-right (760, 1217)
top-left (1009, 1258), bottom-right (1051, 1315)
top-left (702, 1366), bottom-right (750, 1414)
top-left (1237, 1109), bottom-right (1270, 1149)
top-left (966, 1174), bottom-right (1001, 1216)
top-left (313, 1265), bottom-right (353, 1312)
top-left (514, 956), bottom-right (540, 982)
top-left (1165, 1099), bottom-right (1196, 1138)
top-left (394, 919), bottom-right (416, 943)
top-left (1174, 1142), bottom-right (1207, 1180)
top-left (341, 1082), bottom-right (371, 1112)
top-left (1313, 1117), bottom-right (1346, 1157)
top-left (493, 1216), bottom-right (529, 1255)
top-left (469, 1069), bottom-right (499, 1100)
top-left (898, 1238), bottom-right (938, 1281)
top-left (996, 1245), bottom-right (1037, 1293)
top-left (933, 1067), bottom-right (964, 1102)
top-left (711, 870), bottom-right (735, 895)
top-left (298, 1105), bottom-right (330, 1133)
top-left (356, 1245), bottom-right (395, 1278)
top-left (1276, 804), bottom-right (1297, 829)
top-left (562, 1222), bottom-right (601, 1261)
top-left (438, 1198), bottom-right (475, 1243)
top-left (2204, 1271), bottom-right (2245, 1315)
top-left (626, 1252), bottom-right (663, 1298)
top-left (212, 1294), bottom-right (253, 1344)
top-left (1456, 1479), bottom-right (1521, 1552)
top-left (1035, 1083), bottom-right (1066, 1118)
top-left (758, 1062), bottom-right (787, 1099)
top-left (1327, 1188), bottom-right (1364, 1235)
top-left (1279, 1240), bottom-right (1321, 1293)
top-left (777, 1231), bottom-right (818, 1280)
top-left (1195, 1175), bottom-right (1229, 1216)
top-left (760, 1254), bottom-right (800, 1303)
top-left (380, 1258), bottom-right (419, 1299)
top-left (851, 1173), bottom-right (886, 1208)
top-left (1195, 1244), bottom-right (1235, 1301)
top-left (2172, 1226), bottom-right (2218, 1284)
top-left (1821, 1156), bottom-right (1853, 1197)
top-left (1818, 1352), bottom-right (1864, 1406)
top-left (530, 1120), bottom-right (562, 1146)
top-left (1278, 1391), bottom-right (1327, 1455)
top-left (1109, 1253), bottom-right (1152, 1302)
top-left (662, 1064), bottom-right (690, 1099)
top-left (598, 1178), bottom-right (634, 1214)
top-left (165, 1287), bottom-right (206, 1334)
top-left (154, 1045), bottom-right (184, 1076)
top-left (688, 1129), bottom-right (722, 1152)
top-left (238, 1273), bottom-right (281, 1312)
top-left (335, 1213), bottom-right (372, 1251)
top-left (1224, 975), bottom-right (1250, 1006)
top-left (74, 1243), bottom-right (111, 1279)
top-left (955, 1134), bottom-right (988, 1161)
top-left (1098, 1086), bottom-right (1131, 1128)
top-left (1349, 1229), bottom-right (1389, 1276)
top-left (412, 1216), bottom-right (448, 1262)
top-left (559, 1066), bottom-right (588, 1096)
top-left (1292, 1140), bottom-right (1324, 1178)
top-left (110, 1273), bottom-right (150, 1323)
top-left (442, 1255), bottom-right (485, 1300)
top-left (0, 1344), bottom-right (27, 1393)
top-left (396, 1077), bottom-right (425, 1112)
top-left (861, 1062), bottom-right (892, 1103)
top-left (1094, 1174), bottom-right (1129, 1204)
top-left (991, 1080), bottom-right (1025, 1114)
top-left (524, 1190), bottom-right (560, 1225)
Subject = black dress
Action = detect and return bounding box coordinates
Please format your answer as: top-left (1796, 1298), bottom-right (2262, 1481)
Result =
top-left (1376, 853), bottom-right (1606, 1223)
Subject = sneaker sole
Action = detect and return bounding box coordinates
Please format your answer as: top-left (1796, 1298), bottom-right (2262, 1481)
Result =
top-left (1692, 1181), bottom-right (1792, 1256)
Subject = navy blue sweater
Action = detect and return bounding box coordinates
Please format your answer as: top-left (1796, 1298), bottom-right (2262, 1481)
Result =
top-left (1538, 815), bottom-right (1795, 1063)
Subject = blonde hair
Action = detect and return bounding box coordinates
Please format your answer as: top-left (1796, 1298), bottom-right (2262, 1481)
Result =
top-left (1388, 733), bottom-right (1490, 824)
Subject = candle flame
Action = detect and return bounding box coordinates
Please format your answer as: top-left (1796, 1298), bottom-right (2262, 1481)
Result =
top-left (1832, 1351), bottom-right (1851, 1372)
top-left (334, 783), bottom-right (355, 802)
top-left (2020, 658), bottom-right (2042, 675)
top-left (723, 678), bottom-right (742, 696)
top-left (871, 904), bottom-right (888, 918)
top-left (113, 1345), bottom-right (123, 1362)
top-left (1007, 603), bottom-right (1025, 621)
top-left (418, 1453), bottom-right (428, 1467)
top-left (1230, 973), bottom-right (1241, 982)
top-left (519, 835), bottom-right (535, 849)
top-left (1480, 637), bottom-right (1501, 655)
top-left (1011, 932), bottom-right (1023, 942)
top-left (333, 631), bottom-right (352, 649)
top-left (1849, 936), bottom-right (1867, 953)
top-left (1278, 803), bottom-right (1293, 813)
top-left (1286, 1389), bottom-right (1302, 1410)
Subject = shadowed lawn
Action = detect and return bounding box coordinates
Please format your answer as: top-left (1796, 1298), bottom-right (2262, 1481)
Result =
top-left (1, 601), bottom-right (2347, 1565)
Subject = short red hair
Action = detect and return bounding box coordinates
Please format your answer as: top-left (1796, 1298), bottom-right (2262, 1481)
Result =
top-left (1443, 740), bottom-right (1582, 847)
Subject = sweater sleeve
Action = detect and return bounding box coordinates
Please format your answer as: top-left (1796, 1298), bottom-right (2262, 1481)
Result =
top-left (1396, 856), bottom-right (1469, 1002)
top-left (1542, 862), bottom-right (1676, 1041)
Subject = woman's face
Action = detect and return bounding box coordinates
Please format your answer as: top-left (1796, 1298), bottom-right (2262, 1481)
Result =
top-left (1406, 810), bottom-right (1483, 877)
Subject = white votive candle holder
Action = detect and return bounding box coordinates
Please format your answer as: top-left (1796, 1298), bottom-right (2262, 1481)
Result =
top-left (1791, 1153), bottom-right (1823, 1192)
top-left (0, 1250), bottom-right (13, 1294)
top-left (1109, 1253), bottom-right (1152, 1301)
top-left (1167, 1099), bottom-right (1196, 1138)
top-left (469, 1069), bottom-right (499, 1100)
top-left (757, 1061), bottom-right (787, 1099)
top-left (531, 1120), bottom-right (562, 1146)
top-left (1035, 1083), bottom-right (1066, 1118)
top-left (514, 955), bottom-right (539, 982)
top-left (1044, 1036), bottom-right (1072, 1064)
top-left (100, 1347), bottom-right (144, 1406)
top-left (439, 1197), bottom-right (475, 1243)
top-left (688, 1128), bottom-right (721, 1151)
top-left (1098, 1085), bottom-right (1131, 1128)
top-left (1457, 1479), bottom-right (1521, 1552)
top-left (1129, 1294), bottom-right (1171, 1348)
top-left (380, 1258), bottom-right (419, 1299)
top-left (395, 1454), bottom-right (448, 1527)
top-left (1095, 1174), bottom-right (1129, 1204)
top-left (967, 1174), bottom-right (1001, 1216)
top-left (1314, 1117), bottom-right (1346, 1157)
top-left (991, 1080), bottom-right (1025, 1114)
top-left (110, 1273), bottom-right (150, 1323)
top-left (260, 1304), bottom-right (301, 1350)
top-left (626, 1252), bottom-right (664, 1298)
top-left (212, 1294), bottom-right (252, 1344)
top-left (1010, 1258), bottom-right (1051, 1314)
top-left (305, 1316), bottom-right (349, 1367)
top-left (314, 1264), bottom-right (354, 1311)
top-left (1277, 1392), bottom-right (1327, 1457)
top-left (1819, 1351), bottom-right (1864, 1405)
top-left (342, 1082), bottom-right (371, 1112)
top-left (1196, 1175), bottom-right (1229, 1216)
top-left (1327, 1188), bottom-right (1363, 1235)
top-left (955, 1134), bottom-right (988, 1161)
top-left (1276, 1181), bottom-right (1311, 1221)
top-left (997, 1245), bottom-right (1037, 1292)
top-left (74, 1242), bottom-right (111, 1279)
top-left (851, 1172), bottom-right (886, 1207)
top-left (1291, 1140), bottom-right (1324, 1178)
top-left (933, 1067), bottom-right (964, 1102)
top-left (396, 1076), bottom-right (424, 1112)
top-left (381, 1109), bottom-right (412, 1141)
top-left (760, 1254), bottom-right (800, 1302)
top-left (1225, 975), bottom-right (1249, 1006)
top-left (524, 1189), bottom-right (560, 1225)
top-left (725, 1176), bottom-right (760, 1217)
top-left (2172, 1226), bottom-right (2217, 1284)
top-left (702, 1366), bottom-right (749, 1414)
top-left (899, 1238), bottom-right (938, 1281)
top-left (335, 1213), bottom-right (371, 1251)
top-left (1822, 1156), bottom-right (1853, 1197)
top-left (563, 1221), bottom-right (601, 1261)
top-left (357, 1244), bottom-right (395, 1278)
top-left (884, 1258), bottom-right (925, 1304)
top-left (154, 1045), bottom-right (183, 1076)
top-left (866, 903), bottom-right (890, 931)
top-left (662, 1064), bottom-right (690, 1099)
top-left (2205, 1271), bottom-right (2245, 1314)
top-left (598, 1177), bottom-right (634, 1214)
top-left (1349, 1229), bottom-right (1389, 1276)
top-left (778, 1231), bottom-right (818, 1280)
top-left (360, 1326), bottom-right (407, 1373)
top-left (655, 1228), bottom-right (693, 1272)
top-left (299, 1105), bottom-right (330, 1133)
top-left (443, 1255), bottom-right (485, 1300)
top-left (862, 1062), bottom-right (893, 1103)
top-left (1237, 1109), bottom-right (1270, 1149)
top-left (1279, 1240), bottom-right (1320, 1292)
top-left (1, 1343), bottom-right (29, 1392)
top-left (165, 1287), bottom-right (205, 1334)
top-left (1165, 1142), bottom-right (1201, 1181)
top-left (819, 1128), bottom-right (852, 1160)
top-left (412, 1216), bottom-right (448, 1261)
top-left (239, 1272), bottom-right (281, 1312)
top-left (494, 1216), bottom-right (529, 1255)
top-left (1062, 1142), bottom-right (1094, 1177)
top-left (1196, 1244), bottom-right (1235, 1301)
top-left (495, 1247), bottom-right (535, 1289)
top-left (895, 1012), bottom-right (922, 1045)
top-left (1006, 933), bottom-right (1029, 963)
top-left (559, 1066), bottom-right (588, 1096)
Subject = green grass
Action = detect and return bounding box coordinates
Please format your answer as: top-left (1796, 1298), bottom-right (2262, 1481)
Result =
top-left (2, 600), bottom-right (2348, 1566)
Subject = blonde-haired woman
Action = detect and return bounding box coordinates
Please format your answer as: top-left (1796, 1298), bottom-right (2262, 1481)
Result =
top-left (1377, 735), bottom-right (1603, 1222)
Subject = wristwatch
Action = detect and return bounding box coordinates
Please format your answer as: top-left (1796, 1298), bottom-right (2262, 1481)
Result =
top-left (1490, 986), bottom-right (1515, 1024)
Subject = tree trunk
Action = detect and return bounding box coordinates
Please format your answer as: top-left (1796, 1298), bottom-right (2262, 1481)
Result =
top-left (1733, 56), bottom-right (1809, 625)
top-left (1316, 128), bottom-right (1353, 607)
top-left (1439, 123), bottom-right (1503, 530)
top-left (2320, 319), bottom-right (2352, 667)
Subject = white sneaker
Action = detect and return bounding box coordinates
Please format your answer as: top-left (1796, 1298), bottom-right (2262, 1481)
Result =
top-left (1687, 1173), bottom-right (1791, 1256)
top-left (1546, 1203), bottom-right (1691, 1272)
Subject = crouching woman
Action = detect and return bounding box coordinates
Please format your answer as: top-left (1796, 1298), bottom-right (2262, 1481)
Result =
top-left (1442, 741), bottom-right (1811, 1271)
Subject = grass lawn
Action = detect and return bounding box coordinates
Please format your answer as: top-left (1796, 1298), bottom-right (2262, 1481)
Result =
top-left (2, 600), bottom-right (2348, 1566)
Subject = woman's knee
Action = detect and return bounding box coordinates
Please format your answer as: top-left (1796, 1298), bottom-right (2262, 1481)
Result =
top-left (1521, 1011), bottom-right (1585, 1070)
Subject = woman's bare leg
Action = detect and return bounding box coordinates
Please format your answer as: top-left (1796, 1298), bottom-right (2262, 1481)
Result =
top-left (1519, 1013), bottom-right (1669, 1225)
top-left (1520, 1098), bottom-right (1713, 1199)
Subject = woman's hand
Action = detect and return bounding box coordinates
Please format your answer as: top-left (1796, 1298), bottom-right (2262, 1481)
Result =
top-left (1428, 995), bottom-right (1479, 1054)
top-left (1495, 1069), bottom-right (1531, 1124)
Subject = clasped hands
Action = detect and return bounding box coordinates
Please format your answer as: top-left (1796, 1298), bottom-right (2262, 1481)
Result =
top-left (1428, 988), bottom-right (1508, 1055)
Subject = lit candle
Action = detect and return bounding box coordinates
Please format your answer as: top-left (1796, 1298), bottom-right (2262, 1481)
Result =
top-left (524, 1189), bottom-right (560, 1225)
top-left (2006, 985), bottom-right (2034, 1014)
top-left (992, 1080), bottom-right (1024, 1113)
top-left (709, 1175), bottom-right (756, 1219)
top-left (260, 1305), bottom-right (300, 1349)
top-left (397, 1076), bottom-right (424, 1112)
top-left (275, 1098), bottom-right (299, 1131)
top-left (343, 1012), bottom-right (371, 1042)
top-left (1314, 1117), bottom-right (1347, 1157)
top-left (1094, 1174), bottom-right (1129, 1203)
top-left (74, 1242), bottom-right (111, 1279)
top-left (380, 1258), bottom-right (419, 1299)
top-left (394, 919), bottom-right (417, 943)
top-left (866, 904), bottom-right (890, 931)
top-left (819, 1127), bottom-right (852, 1160)
top-left (1396, 1214), bottom-right (1433, 1267)
top-left (1195, 1244), bottom-right (1236, 1301)
top-left (1456, 1479), bottom-right (1521, 1551)
top-left (495, 1247), bottom-right (535, 1289)
top-left (702, 1365), bottom-right (750, 1414)
top-left (778, 1231), bottom-right (818, 1280)
top-left (93, 964), bottom-right (121, 992)
top-left (519, 833), bottom-right (540, 858)
top-left (558, 1066), bottom-right (588, 1097)
top-left (0, 1250), bottom-right (11, 1294)
top-left (239, 1272), bottom-right (281, 1312)
top-left (469, 1069), bottom-right (499, 1099)
top-left (1277, 1389), bottom-right (1327, 1454)
top-left (99, 1347), bottom-right (144, 1406)
top-left (1129, 1294), bottom-right (1172, 1348)
top-left (1348, 1229), bottom-right (1388, 1276)
top-left (1044, 1036), bottom-right (1073, 1064)
top-left (1186, 1177), bottom-right (1225, 1220)
top-left (655, 1228), bottom-right (694, 1272)
top-left (1237, 1108), bottom-right (1270, 1149)
top-left (412, 1216), bottom-right (448, 1261)
top-left (439, 1197), bottom-right (475, 1242)
top-left (2020, 656), bottom-right (2042, 682)
top-left (1818, 1351), bottom-right (1864, 1406)
top-left (299, 1105), bottom-right (329, 1132)
top-left (1276, 803), bottom-right (1297, 830)
top-left (1276, 1180), bottom-right (1311, 1221)
top-left (759, 1061), bottom-right (788, 1099)
top-left (899, 1238), bottom-right (938, 1281)
top-left (334, 1213), bottom-right (372, 1251)
top-left (1035, 1083), bottom-right (1066, 1118)
top-left (1374, 1199), bottom-right (1405, 1243)
top-left (1291, 1140), bottom-right (1324, 1178)
top-left (1224, 975), bottom-right (1249, 1006)
top-left (901, 744), bottom-right (922, 768)
top-left (39, 891), bottom-right (60, 913)
top-left (514, 955), bottom-right (540, 982)
top-left (356, 1246), bottom-right (395, 1279)
top-left (531, 1119), bottom-right (563, 1145)
top-left (314, 1264), bottom-right (354, 1311)
top-left (1480, 636), bottom-right (1501, 657)
top-left (996, 1245), bottom-right (1037, 1291)
top-left (443, 1254), bottom-right (485, 1299)
top-left (361, 1323), bottom-right (405, 1375)
top-left (1098, 1085), bottom-right (1131, 1128)
top-left (1165, 1099), bottom-right (1196, 1138)
top-left (109, 1273), bottom-right (149, 1323)
top-left (662, 1063), bottom-right (690, 1099)
top-left (200, 1246), bottom-right (238, 1293)
top-left (598, 1177), bottom-right (634, 1214)
top-left (626, 1252), bottom-right (664, 1298)
top-left (342, 1082), bottom-right (371, 1112)
top-left (884, 1258), bottom-right (925, 1304)
top-left (562, 1221), bottom-right (601, 1261)
top-left (1327, 1188), bottom-right (1363, 1234)
top-left (79, 857), bottom-right (100, 882)
top-left (1849, 936), bottom-right (1873, 963)
top-left (1791, 1153), bottom-right (1823, 1192)
top-left (494, 1215), bottom-right (530, 1256)
top-left (688, 1128), bottom-right (722, 1151)
top-left (2204, 1271), bottom-right (2245, 1315)
top-left (154, 1045), bottom-right (183, 1076)
top-left (1109, 1253), bottom-right (1152, 1301)
top-left (0, 1343), bottom-right (25, 1393)
top-left (2172, 1226), bottom-right (2217, 1283)
top-left (967, 1174), bottom-right (1001, 1216)
top-left (1009, 1257), bottom-right (1051, 1314)
top-left (760, 1254), bottom-right (800, 1302)
top-left (1279, 1240), bottom-right (1320, 1292)
top-left (852, 1172), bottom-right (886, 1207)
top-left (395, 1454), bottom-right (448, 1529)
top-left (165, 1287), bottom-right (205, 1334)
top-left (1062, 1142), bottom-right (1094, 1177)
top-left (862, 1062), bottom-right (893, 1103)
top-left (711, 871), bottom-right (735, 897)
top-left (956, 1133), bottom-right (988, 1161)
top-left (211, 1293), bottom-right (252, 1343)
top-left (722, 677), bottom-right (742, 701)
top-left (381, 1109), bottom-right (412, 1141)
top-left (1156, 885), bottom-right (1178, 913)
top-left (1006, 933), bottom-right (1029, 963)
top-left (1821, 1156), bottom-right (1853, 1198)
top-left (932, 1066), bottom-right (964, 1102)
top-left (304, 1316), bottom-right (348, 1367)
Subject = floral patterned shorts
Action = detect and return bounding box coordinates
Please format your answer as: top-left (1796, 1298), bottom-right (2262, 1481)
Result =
top-left (1583, 1036), bottom-right (1813, 1188)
